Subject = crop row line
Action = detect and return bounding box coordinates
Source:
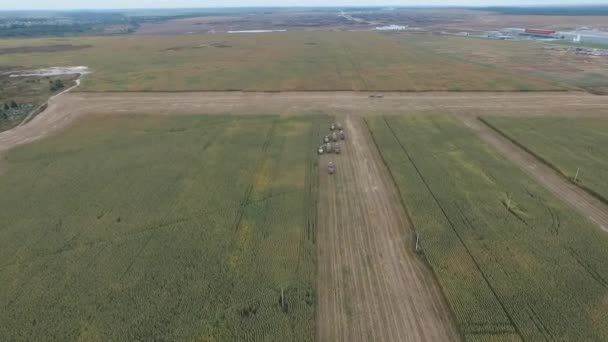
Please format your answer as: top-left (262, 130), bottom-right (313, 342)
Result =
top-left (0, 189), bottom-right (302, 274)
top-left (381, 116), bottom-right (523, 341)
top-left (566, 247), bottom-right (608, 289)
top-left (232, 118), bottom-right (278, 233)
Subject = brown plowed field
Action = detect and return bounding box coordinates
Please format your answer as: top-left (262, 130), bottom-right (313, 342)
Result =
top-left (316, 116), bottom-right (460, 341)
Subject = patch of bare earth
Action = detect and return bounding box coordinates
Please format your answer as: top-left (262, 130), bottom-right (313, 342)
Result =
top-left (316, 115), bottom-right (460, 341)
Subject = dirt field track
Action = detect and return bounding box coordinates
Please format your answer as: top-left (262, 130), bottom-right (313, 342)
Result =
top-left (316, 116), bottom-right (460, 341)
top-left (3, 90), bottom-right (608, 153)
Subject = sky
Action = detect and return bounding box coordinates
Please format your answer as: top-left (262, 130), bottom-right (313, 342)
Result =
top-left (1, 0), bottom-right (606, 11)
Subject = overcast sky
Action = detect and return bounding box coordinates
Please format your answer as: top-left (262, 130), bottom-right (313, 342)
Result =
top-left (1, 0), bottom-right (606, 11)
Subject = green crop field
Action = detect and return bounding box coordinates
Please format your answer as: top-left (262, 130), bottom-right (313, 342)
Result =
top-left (482, 117), bottom-right (608, 203)
top-left (0, 114), bottom-right (325, 340)
top-left (368, 114), bottom-right (608, 341)
top-left (0, 32), bottom-right (566, 92)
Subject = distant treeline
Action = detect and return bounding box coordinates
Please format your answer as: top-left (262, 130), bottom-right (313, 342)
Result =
top-left (0, 23), bottom-right (136, 37)
top-left (0, 10), bottom-right (234, 37)
top-left (0, 8), bottom-right (309, 37)
top-left (0, 12), bottom-right (137, 37)
top-left (480, 6), bottom-right (608, 16)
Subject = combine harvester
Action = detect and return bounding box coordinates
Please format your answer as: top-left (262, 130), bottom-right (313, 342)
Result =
top-left (328, 162), bottom-right (336, 175)
top-left (318, 122), bottom-right (346, 173)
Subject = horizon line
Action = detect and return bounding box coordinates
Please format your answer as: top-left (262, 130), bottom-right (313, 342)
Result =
top-left (2, 3), bottom-right (608, 12)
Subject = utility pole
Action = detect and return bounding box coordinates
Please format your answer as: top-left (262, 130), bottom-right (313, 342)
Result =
top-left (574, 167), bottom-right (580, 182)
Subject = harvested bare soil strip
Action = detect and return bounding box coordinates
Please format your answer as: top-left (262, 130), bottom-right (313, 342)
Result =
top-left (316, 116), bottom-right (459, 341)
top-left (457, 115), bottom-right (608, 233)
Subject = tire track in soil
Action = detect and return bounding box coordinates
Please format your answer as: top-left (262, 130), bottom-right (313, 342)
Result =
top-left (316, 115), bottom-right (460, 341)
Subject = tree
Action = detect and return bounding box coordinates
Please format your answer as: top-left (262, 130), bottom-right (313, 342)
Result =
top-left (10, 100), bottom-right (17, 108)
top-left (3, 103), bottom-right (9, 110)
top-left (50, 79), bottom-right (65, 92)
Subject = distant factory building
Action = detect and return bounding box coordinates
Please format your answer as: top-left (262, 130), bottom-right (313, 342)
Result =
top-left (523, 29), bottom-right (558, 38)
top-left (375, 25), bottom-right (407, 31)
top-left (486, 31), bottom-right (512, 40)
top-left (491, 27), bottom-right (608, 46)
top-left (559, 29), bottom-right (608, 45)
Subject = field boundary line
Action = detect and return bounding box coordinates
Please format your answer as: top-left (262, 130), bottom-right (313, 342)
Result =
top-left (478, 117), bottom-right (608, 207)
top-left (363, 116), bottom-right (464, 339)
top-left (231, 118), bottom-right (278, 233)
top-left (119, 231), bottom-right (155, 281)
top-left (566, 247), bottom-right (608, 289)
top-left (71, 89), bottom-right (580, 94)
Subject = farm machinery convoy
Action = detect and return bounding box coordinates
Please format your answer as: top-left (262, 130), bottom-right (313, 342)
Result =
top-left (319, 122), bottom-right (346, 174)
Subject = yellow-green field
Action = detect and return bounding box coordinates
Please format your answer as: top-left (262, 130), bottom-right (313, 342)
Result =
top-left (0, 114), bottom-right (324, 340)
top-left (481, 117), bottom-right (608, 203)
top-left (0, 32), bottom-right (568, 92)
top-left (368, 114), bottom-right (608, 341)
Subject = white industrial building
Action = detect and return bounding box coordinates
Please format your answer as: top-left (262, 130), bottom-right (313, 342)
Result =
top-left (494, 27), bottom-right (608, 46)
top-left (375, 25), bottom-right (407, 31)
top-left (559, 29), bottom-right (608, 45)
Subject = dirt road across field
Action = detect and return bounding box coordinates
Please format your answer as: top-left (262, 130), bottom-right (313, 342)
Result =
top-left (316, 116), bottom-right (460, 341)
top-left (3, 91), bottom-right (608, 153)
top-left (458, 115), bottom-right (608, 233)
